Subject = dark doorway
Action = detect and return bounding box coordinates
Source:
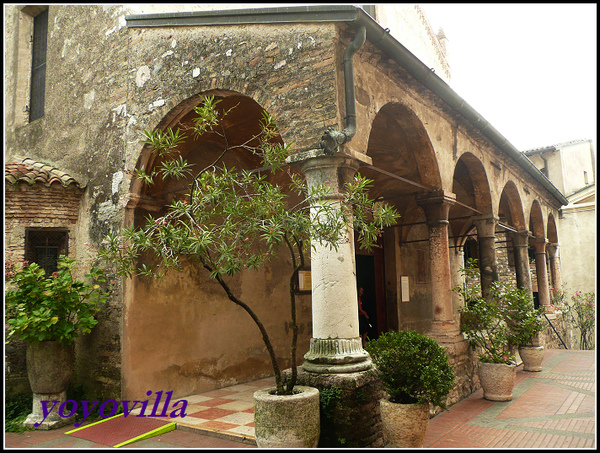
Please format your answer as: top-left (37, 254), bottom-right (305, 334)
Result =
top-left (356, 255), bottom-right (378, 342)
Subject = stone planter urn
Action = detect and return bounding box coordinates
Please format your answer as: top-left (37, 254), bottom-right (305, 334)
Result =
top-left (253, 385), bottom-right (320, 448)
top-left (24, 341), bottom-right (75, 430)
top-left (518, 345), bottom-right (544, 372)
top-left (380, 397), bottom-right (430, 448)
top-left (478, 361), bottom-right (516, 401)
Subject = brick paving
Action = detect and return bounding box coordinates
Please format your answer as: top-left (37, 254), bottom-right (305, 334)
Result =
top-left (424, 349), bottom-right (596, 449)
top-left (4, 349), bottom-right (595, 449)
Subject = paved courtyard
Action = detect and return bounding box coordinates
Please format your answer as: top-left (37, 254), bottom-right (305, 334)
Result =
top-left (4, 349), bottom-right (595, 449)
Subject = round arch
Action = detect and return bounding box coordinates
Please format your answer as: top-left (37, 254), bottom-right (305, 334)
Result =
top-left (529, 200), bottom-right (546, 241)
top-left (121, 90), bottom-right (305, 400)
top-left (450, 152), bottom-right (493, 249)
top-left (498, 181), bottom-right (526, 231)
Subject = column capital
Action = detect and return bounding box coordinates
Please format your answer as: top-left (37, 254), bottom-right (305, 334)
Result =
top-left (509, 229), bottom-right (532, 247)
top-left (533, 238), bottom-right (549, 253)
top-left (546, 243), bottom-right (560, 257)
top-left (471, 214), bottom-right (499, 238)
top-left (416, 190), bottom-right (456, 224)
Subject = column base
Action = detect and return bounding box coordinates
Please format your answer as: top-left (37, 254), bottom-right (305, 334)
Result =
top-left (303, 337), bottom-right (372, 373)
top-left (427, 321), bottom-right (464, 343)
top-left (23, 391), bottom-right (76, 430)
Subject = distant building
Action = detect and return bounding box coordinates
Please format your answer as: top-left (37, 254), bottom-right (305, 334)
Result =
top-left (524, 139), bottom-right (596, 294)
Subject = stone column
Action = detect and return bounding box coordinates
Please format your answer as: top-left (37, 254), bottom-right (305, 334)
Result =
top-left (509, 230), bottom-right (533, 295)
top-left (416, 191), bottom-right (462, 343)
top-left (533, 239), bottom-right (553, 313)
top-left (471, 215), bottom-right (499, 299)
top-left (287, 149), bottom-right (373, 373)
top-left (546, 243), bottom-right (563, 295)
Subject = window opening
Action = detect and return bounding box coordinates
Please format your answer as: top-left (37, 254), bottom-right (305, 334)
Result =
top-left (29, 8), bottom-right (48, 122)
top-left (25, 229), bottom-right (68, 276)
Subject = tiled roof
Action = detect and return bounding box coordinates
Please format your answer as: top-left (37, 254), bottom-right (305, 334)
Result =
top-left (5, 157), bottom-right (85, 188)
top-left (523, 139), bottom-right (591, 155)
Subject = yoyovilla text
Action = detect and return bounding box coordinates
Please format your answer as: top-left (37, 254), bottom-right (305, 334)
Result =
top-left (36, 390), bottom-right (188, 427)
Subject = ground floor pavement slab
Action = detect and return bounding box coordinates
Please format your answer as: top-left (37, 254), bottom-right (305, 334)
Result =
top-left (4, 349), bottom-right (594, 449)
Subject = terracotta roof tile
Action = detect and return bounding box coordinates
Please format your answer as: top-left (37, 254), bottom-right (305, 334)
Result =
top-left (5, 157), bottom-right (85, 188)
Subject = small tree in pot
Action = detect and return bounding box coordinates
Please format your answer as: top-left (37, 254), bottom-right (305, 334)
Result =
top-left (454, 260), bottom-right (518, 401)
top-left (5, 256), bottom-right (108, 429)
top-left (98, 95), bottom-right (398, 447)
top-left (364, 330), bottom-right (455, 448)
top-left (503, 287), bottom-right (546, 371)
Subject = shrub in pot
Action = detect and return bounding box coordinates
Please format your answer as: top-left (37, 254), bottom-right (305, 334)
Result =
top-left (503, 286), bottom-right (546, 371)
top-left (5, 256), bottom-right (108, 429)
top-left (98, 96), bottom-right (398, 447)
top-left (365, 330), bottom-right (455, 448)
top-left (455, 260), bottom-right (518, 401)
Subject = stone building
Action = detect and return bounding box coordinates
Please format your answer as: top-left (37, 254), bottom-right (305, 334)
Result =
top-left (5, 4), bottom-right (570, 445)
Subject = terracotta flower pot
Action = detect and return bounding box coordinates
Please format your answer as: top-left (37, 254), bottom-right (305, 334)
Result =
top-left (379, 397), bottom-right (430, 448)
top-left (519, 345), bottom-right (544, 372)
top-left (478, 361), bottom-right (516, 401)
top-left (253, 385), bottom-right (320, 448)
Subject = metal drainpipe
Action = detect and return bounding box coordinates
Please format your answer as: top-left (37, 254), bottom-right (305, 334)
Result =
top-left (319, 25), bottom-right (367, 154)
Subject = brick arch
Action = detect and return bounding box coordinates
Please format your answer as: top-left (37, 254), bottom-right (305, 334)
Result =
top-left (529, 200), bottom-right (546, 241)
top-left (450, 152), bottom-right (493, 246)
top-left (498, 181), bottom-right (526, 230)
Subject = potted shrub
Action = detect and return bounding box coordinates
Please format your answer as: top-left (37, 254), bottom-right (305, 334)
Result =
top-left (503, 286), bottom-right (546, 371)
top-left (454, 260), bottom-right (517, 401)
top-left (364, 330), bottom-right (455, 448)
top-left (98, 95), bottom-right (398, 447)
top-left (5, 256), bottom-right (108, 429)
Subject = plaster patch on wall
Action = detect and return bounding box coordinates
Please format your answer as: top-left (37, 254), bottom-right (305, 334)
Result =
top-left (225, 49), bottom-right (232, 57)
top-left (136, 66), bottom-right (151, 87)
top-left (148, 99), bottom-right (166, 111)
top-left (274, 60), bottom-right (287, 70)
top-left (112, 104), bottom-right (127, 122)
top-left (192, 68), bottom-right (201, 78)
top-left (171, 39), bottom-right (177, 48)
top-left (162, 50), bottom-right (174, 58)
top-left (97, 200), bottom-right (119, 222)
top-left (61, 39), bottom-right (74, 58)
top-left (111, 171), bottom-right (124, 195)
top-left (83, 90), bottom-right (96, 110)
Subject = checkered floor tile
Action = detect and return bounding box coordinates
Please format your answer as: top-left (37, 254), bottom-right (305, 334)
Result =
top-left (129, 376), bottom-right (276, 441)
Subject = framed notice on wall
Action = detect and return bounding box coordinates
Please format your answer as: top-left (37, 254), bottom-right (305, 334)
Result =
top-left (296, 269), bottom-right (312, 294)
top-left (401, 276), bottom-right (410, 302)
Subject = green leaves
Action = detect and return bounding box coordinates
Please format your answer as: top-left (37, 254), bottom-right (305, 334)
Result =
top-left (4, 256), bottom-right (108, 346)
top-left (365, 331), bottom-right (455, 408)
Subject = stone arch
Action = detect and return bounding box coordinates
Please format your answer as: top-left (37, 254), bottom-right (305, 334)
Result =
top-left (498, 181), bottom-right (526, 231)
top-left (529, 200), bottom-right (546, 241)
top-left (358, 101), bottom-right (442, 334)
top-left (361, 101), bottom-right (442, 240)
top-left (121, 90), bottom-right (306, 400)
top-left (449, 152), bottom-right (493, 249)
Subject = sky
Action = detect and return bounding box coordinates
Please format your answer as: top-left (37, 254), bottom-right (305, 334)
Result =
top-left (418, 3), bottom-right (597, 152)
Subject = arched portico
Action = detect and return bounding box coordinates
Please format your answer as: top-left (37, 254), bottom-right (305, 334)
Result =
top-left (450, 153), bottom-right (496, 298)
top-left (499, 182), bottom-right (532, 293)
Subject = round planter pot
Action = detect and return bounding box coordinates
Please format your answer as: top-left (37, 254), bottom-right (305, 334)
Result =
top-left (380, 397), bottom-right (430, 448)
top-left (254, 385), bottom-right (320, 448)
top-left (519, 345), bottom-right (544, 372)
top-left (24, 341), bottom-right (75, 430)
top-left (478, 361), bottom-right (516, 401)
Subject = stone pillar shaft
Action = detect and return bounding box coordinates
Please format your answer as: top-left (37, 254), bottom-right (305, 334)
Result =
top-left (417, 191), bottom-right (461, 342)
top-left (546, 243), bottom-right (563, 294)
top-left (533, 240), bottom-right (553, 313)
top-left (288, 149), bottom-right (372, 373)
top-left (510, 230), bottom-right (533, 295)
top-left (472, 215), bottom-right (499, 298)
